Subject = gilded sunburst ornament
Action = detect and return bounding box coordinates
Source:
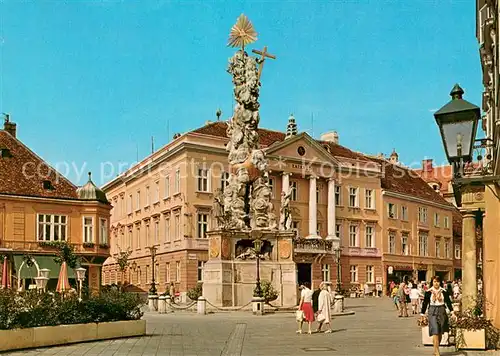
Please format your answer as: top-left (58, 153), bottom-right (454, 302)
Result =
top-left (228, 14), bottom-right (257, 49)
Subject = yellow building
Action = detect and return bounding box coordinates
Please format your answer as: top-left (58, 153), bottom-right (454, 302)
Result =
top-left (102, 118), bottom-right (454, 299)
top-left (0, 118), bottom-right (111, 292)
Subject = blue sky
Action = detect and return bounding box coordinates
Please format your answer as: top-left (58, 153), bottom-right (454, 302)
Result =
top-left (0, 1), bottom-right (481, 186)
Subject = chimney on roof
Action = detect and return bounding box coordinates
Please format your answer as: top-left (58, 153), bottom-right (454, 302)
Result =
top-left (320, 131), bottom-right (339, 144)
top-left (422, 159), bottom-right (433, 172)
top-left (3, 113), bottom-right (16, 138)
top-left (390, 149), bottom-right (399, 164)
top-left (285, 114), bottom-right (298, 139)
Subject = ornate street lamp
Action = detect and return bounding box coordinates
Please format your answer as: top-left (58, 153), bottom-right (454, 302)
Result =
top-left (75, 267), bottom-right (86, 301)
top-left (330, 235), bottom-right (342, 294)
top-left (434, 84), bottom-right (480, 176)
top-left (147, 246), bottom-right (158, 295)
top-left (34, 276), bottom-right (49, 292)
top-left (253, 238), bottom-right (263, 297)
top-left (39, 268), bottom-right (50, 279)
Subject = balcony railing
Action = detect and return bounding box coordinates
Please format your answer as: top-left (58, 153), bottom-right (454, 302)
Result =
top-left (342, 246), bottom-right (381, 257)
top-left (0, 240), bottom-right (110, 255)
top-left (294, 238), bottom-right (333, 254)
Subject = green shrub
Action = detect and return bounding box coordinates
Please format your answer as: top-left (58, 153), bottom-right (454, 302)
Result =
top-left (187, 283), bottom-right (203, 301)
top-left (0, 288), bottom-right (144, 330)
top-left (259, 280), bottom-right (279, 303)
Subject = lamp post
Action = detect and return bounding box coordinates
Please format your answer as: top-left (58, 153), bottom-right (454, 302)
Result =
top-left (75, 267), bottom-right (86, 301)
top-left (331, 235), bottom-right (342, 294)
top-left (434, 84), bottom-right (481, 178)
top-left (253, 239), bottom-right (263, 297)
top-left (434, 84), bottom-right (482, 311)
top-left (147, 246), bottom-right (157, 295)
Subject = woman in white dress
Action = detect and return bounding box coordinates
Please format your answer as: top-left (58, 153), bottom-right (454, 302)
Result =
top-left (316, 283), bottom-right (332, 333)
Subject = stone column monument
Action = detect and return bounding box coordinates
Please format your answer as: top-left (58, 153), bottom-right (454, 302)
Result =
top-left (202, 14), bottom-right (297, 308)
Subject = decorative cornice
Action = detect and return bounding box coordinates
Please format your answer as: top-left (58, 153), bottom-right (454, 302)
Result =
top-left (381, 190), bottom-right (455, 211)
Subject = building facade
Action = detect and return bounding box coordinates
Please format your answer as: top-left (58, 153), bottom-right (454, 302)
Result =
top-left (102, 119), bottom-right (454, 299)
top-left (0, 118), bottom-right (111, 292)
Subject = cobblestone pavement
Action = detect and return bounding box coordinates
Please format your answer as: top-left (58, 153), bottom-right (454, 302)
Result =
top-left (3, 297), bottom-right (500, 356)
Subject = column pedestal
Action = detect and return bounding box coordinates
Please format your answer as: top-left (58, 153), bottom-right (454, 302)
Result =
top-left (158, 295), bottom-right (166, 314)
top-left (252, 297), bottom-right (265, 315)
top-left (148, 294), bottom-right (158, 312)
top-left (462, 212), bottom-right (477, 311)
top-left (333, 295), bottom-right (344, 313)
top-left (197, 296), bottom-right (206, 315)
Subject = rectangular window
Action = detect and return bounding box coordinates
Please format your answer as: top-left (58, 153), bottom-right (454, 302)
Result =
top-left (435, 239), bottom-right (441, 258)
top-left (221, 171), bottom-right (230, 192)
top-left (366, 265), bottom-right (374, 283)
top-left (322, 264), bottom-right (330, 282)
top-left (197, 213), bottom-right (209, 238)
top-left (154, 220), bottom-right (159, 243)
top-left (365, 226), bottom-right (374, 248)
top-left (335, 222), bottom-right (342, 239)
top-left (120, 196), bottom-right (124, 217)
top-left (268, 178), bottom-right (274, 198)
top-left (401, 232), bottom-right (409, 256)
top-left (292, 221), bottom-right (299, 230)
top-left (444, 216), bottom-right (450, 229)
top-left (164, 216), bottom-right (170, 243)
top-left (434, 213), bottom-right (440, 227)
top-left (128, 228), bottom-right (133, 249)
top-left (290, 181), bottom-right (298, 201)
top-left (154, 181), bottom-right (160, 203)
top-left (401, 206), bottom-right (408, 221)
top-left (388, 203), bottom-right (397, 219)
top-left (316, 186), bottom-right (320, 204)
top-left (349, 225), bottom-right (358, 247)
top-left (165, 263), bottom-right (171, 283)
top-left (145, 186), bottom-right (150, 207)
top-left (445, 239), bottom-right (451, 259)
top-left (164, 175), bottom-right (170, 198)
top-left (418, 207), bottom-right (428, 224)
top-left (145, 224), bottom-right (150, 247)
top-left (100, 218), bottom-right (108, 244)
top-left (389, 231), bottom-right (396, 254)
top-left (349, 187), bottom-right (359, 207)
top-left (174, 214), bottom-right (180, 240)
top-left (197, 168), bottom-right (209, 192)
top-left (365, 189), bottom-right (374, 209)
top-left (175, 261), bottom-right (181, 282)
top-left (128, 194), bottom-right (132, 214)
top-left (350, 265), bottom-right (358, 283)
top-left (175, 169), bottom-right (181, 193)
top-left (419, 232), bottom-right (429, 256)
top-left (455, 244), bottom-right (461, 259)
top-left (335, 186), bottom-right (342, 206)
top-left (146, 265), bottom-right (150, 284)
top-left (197, 261), bottom-right (205, 281)
top-left (316, 222), bottom-right (322, 236)
top-left (37, 214), bottom-right (67, 241)
top-left (136, 190), bottom-right (141, 210)
top-left (136, 225), bottom-right (141, 250)
top-left (83, 217), bottom-right (94, 243)
top-left (136, 268), bottom-right (141, 286)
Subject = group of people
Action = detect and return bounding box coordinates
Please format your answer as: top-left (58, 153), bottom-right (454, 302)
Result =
top-left (296, 282), bottom-right (333, 334)
top-left (390, 278), bottom-right (461, 318)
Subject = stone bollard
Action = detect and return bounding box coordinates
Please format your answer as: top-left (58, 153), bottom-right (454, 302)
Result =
top-left (252, 297), bottom-right (265, 316)
top-left (333, 295), bottom-right (344, 313)
top-left (158, 295), bottom-right (167, 314)
top-left (165, 295), bottom-right (173, 313)
top-left (148, 294), bottom-right (159, 312)
top-left (197, 296), bottom-right (206, 315)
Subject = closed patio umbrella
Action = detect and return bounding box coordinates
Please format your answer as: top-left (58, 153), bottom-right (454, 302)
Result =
top-left (56, 261), bottom-right (71, 293)
top-left (1, 256), bottom-right (10, 289)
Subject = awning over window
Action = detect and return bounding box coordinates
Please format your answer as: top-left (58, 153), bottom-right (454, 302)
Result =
top-left (13, 255), bottom-right (75, 279)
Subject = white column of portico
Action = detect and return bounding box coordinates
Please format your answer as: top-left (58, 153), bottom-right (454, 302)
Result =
top-left (326, 178), bottom-right (336, 240)
top-left (282, 172), bottom-right (290, 194)
top-left (307, 175), bottom-right (319, 239)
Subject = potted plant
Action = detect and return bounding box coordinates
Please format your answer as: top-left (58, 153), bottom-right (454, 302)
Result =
top-left (82, 242), bottom-right (95, 249)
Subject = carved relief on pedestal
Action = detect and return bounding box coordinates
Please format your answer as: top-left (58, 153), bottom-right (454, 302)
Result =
top-left (221, 238), bottom-right (230, 259)
top-left (209, 238), bottom-right (220, 259)
top-left (279, 239), bottom-right (292, 260)
top-left (461, 186), bottom-right (485, 206)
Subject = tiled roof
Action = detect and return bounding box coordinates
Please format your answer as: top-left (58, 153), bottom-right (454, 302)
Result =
top-left (414, 165), bottom-right (453, 195)
top-left (0, 130), bottom-right (78, 199)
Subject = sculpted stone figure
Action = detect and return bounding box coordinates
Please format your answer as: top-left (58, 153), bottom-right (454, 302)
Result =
top-left (279, 187), bottom-right (293, 230)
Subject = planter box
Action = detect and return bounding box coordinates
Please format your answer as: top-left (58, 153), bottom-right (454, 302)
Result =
top-left (0, 319), bottom-right (146, 352)
top-left (456, 329), bottom-right (486, 350)
top-left (421, 326), bottom-right (449, 346)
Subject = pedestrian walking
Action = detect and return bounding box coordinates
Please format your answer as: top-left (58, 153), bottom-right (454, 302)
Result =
top-left (364, 283), bottom-right (370, 297)
top-left (398, 277), bottom-right (409, 317)
top-left (316, 282), bottom-right (333, 333)
top-left (391, 284), bottom-right (399, 310)
top-left (410, 285), bottom-right (420, 315)
top-left (297, 283), bottom-right (314, 334)
top-left (420, 276), bottom-right (454, 356)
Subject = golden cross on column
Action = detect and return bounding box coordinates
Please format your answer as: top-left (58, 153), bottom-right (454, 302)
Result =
top-left (252, 46), bottom-right (276, 81)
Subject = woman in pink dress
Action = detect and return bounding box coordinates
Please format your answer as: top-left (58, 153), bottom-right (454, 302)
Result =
top-left (297, 282), bottom-right (315, 334)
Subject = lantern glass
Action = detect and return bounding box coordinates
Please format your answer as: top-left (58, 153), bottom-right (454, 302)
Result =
top-left (439, 118), bottom-right (476, 161)
top-left (34, 276), bottom-right (49, 290)
top-left (75, 267), bottom-right (86, 282)
top-left (331, 236), bottom-right (341, 251)
top-left (39, 268), bottom-right (50, 279)
top-left (253, 239), bottom-right (262, 253)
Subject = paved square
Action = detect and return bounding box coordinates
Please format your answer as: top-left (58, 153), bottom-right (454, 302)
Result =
top-left (3, 298), bottom-right (499, 356)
